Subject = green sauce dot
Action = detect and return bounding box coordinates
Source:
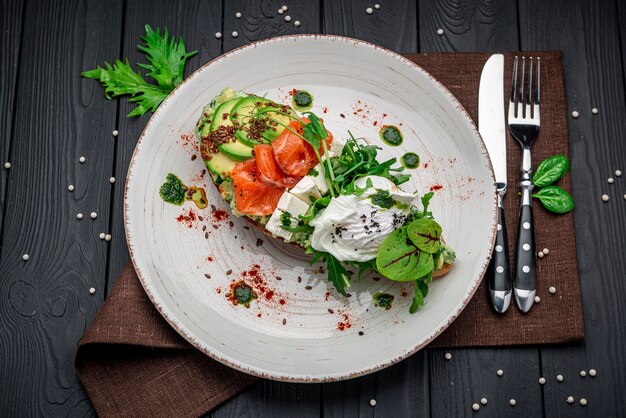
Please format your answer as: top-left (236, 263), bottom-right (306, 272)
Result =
top-left (401, 152), bottom-right (420, 169)
top-left (373, 292), bottom-right (395, 310)
top-left (379, 125), bottom-right (403, 146)
top-left (292, 90), bottom-right (313, 111)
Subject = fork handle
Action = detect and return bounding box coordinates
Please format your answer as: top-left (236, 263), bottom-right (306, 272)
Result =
top-left (514, 190), bottom-right (537, 312)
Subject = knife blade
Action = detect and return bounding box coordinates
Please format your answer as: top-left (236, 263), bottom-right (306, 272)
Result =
top-left (478, 54), bottom-right (511, 313)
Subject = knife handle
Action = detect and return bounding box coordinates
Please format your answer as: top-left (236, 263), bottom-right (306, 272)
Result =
top-left (488, 193), bottom-right (511, 313)
top-left (514, 202), bottom-right (537, 312)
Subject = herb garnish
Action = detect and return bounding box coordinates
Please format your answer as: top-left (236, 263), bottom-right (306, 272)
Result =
top-left (531, 155), bottom-right (574, 214)
top-left (82, 25), bottom-right (197, 117)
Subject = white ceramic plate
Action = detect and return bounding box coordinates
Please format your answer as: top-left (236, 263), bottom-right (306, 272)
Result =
top-left (125, 35), bottom-right (497, 382)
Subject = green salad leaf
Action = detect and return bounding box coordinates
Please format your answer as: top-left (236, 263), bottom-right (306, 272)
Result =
top-left (407, 218), bottom-right (442, 253)
top-left (376, 226), bottom-right (434, 282)
top-left (532, 186), bottom-right (575, 214)
top-left (409, 278), bottom-right (430, 313)
top-left (532, 154), bottom-right (569, 187)
top-left (82, 25), bottom-right (197, 117)
top-left (324, 253), bottom-right (352, 296)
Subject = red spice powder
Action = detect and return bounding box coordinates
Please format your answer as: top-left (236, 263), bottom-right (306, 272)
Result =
top-left (373, 121), bottom-right (378, 126)
top-left (324, 291), bottom-right (331, 301)
top-left (257, 313), bottom-right (262, 318)
top-left (429, 184), bottom-right (443, 191)
top-left (401, 289), bottom-right (409, 297)
top-left (336, 311), bottom-right (352, 331)
top-left (241, 264), bottom-right (281, 304)
top-left (176, 209), bottom-right (197, 228)
top-left (207, 256), bottom-right (214, 262)
top-left (211, 207), bottom-right (229, 222)
top-left (279, 299), bottom-right (286, 305)
top-left (322, 106), bottom-right (329, 114)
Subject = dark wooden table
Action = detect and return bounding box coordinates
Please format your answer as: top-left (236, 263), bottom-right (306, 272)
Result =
top-left (1, 0), bottom-right (625, 416)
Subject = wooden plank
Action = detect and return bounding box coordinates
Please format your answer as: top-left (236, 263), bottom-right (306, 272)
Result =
top-left (323, 0), bottom-right (418, 52)
top-left (222, 0), bottom-right (320, 52)
top-left (210, 381), bottom-right (321, 418)
top-left (417, 1), bottom-right (544, 417)
top-left (0, 0), bottom-right (25, 241)
top-left (107, 0), bottom-right (222, 285)
top-left (419, 0), bottom-right (519, 52)
top-left (0, 0), bottom-right (123, 415)
top-left (520, 0), bottom-right (626, 415)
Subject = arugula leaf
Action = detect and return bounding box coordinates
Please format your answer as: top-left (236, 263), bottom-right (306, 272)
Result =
top-left (421, 192), bottom-right (434, 216)
top-left (82, 25), bottom-right (197, 117)
top-left (533, 155), bottom-right (569, 187)
top-left (376, 226), bottom-right (434, 282)
top-left (407, 218), bottom-right (442, 253)
top-left (324, 253), bottom-right (352, 296)
top-left (532, 186), bottom-right (575, 214)
top-left (409, 278), bottom-right (430, 313)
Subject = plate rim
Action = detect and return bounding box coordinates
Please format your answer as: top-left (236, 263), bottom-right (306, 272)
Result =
top-left (124, 34), bottom-right (498, 382)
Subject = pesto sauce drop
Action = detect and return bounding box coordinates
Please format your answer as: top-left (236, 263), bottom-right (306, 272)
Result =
top-left (370, 189), bottom-right (394, 209)
top-left (379, 125), bottom-right (403, 146)
top-left (292, 89), bottom-right (313, 111)
top-left (401, 152), bottom-right (420, 169)
top-left (373, 292), bottom-right (395, 310)
top-left (229, 281), bottom-right (257, 308)
top-left (160, 173), bottom-right (208, 209)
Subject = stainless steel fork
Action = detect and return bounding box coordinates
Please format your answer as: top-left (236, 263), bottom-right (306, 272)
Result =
top-left (508, 56), bottom-right (540, 313)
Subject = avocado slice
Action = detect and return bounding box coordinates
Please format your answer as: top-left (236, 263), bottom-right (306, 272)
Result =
top-left (211, 99), bottom-right (253, 161)
top-left (231, 96), bottom-right (273, 147)
top-left (205, 151), bottom-right (237, 178)
top-left (257, 105), bottom-right (295, 141)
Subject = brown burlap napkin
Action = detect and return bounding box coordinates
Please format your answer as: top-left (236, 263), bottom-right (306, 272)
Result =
top-left (75, 51), bottom-right (583, 417)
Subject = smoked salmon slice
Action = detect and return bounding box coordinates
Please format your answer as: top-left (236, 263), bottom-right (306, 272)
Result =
top-left (254, 144), bottom-right (300, 189)
top-left (271, 119), bottom-right (333, 177)
top-left (231, 159), bottom-right (284, 216)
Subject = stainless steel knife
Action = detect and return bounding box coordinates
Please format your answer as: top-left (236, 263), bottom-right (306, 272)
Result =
top-left (478, 54), bottom-right (511, 313)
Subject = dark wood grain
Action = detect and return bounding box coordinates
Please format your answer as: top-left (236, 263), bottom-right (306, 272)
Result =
top-left (520, 0), bottom-right (626, 415)
top-left (419, 0), bottom-right (519, 52)
top-left (107, 0), bottom-right (222, 286)
top-left (0, 0), bottom-right (123, 415)
top-left (323, 0), bottom-right (418, 52)
top-left (223, 0), bottom-right (320, 52)
top-left (0, 0), bottom-right (25, 241)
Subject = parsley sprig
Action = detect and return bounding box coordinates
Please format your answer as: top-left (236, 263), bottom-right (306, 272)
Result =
top-left (82, 25), bottom-right (197, 117)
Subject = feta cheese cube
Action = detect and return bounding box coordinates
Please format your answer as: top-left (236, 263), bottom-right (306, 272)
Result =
top-left (309, 163), bottom-right (330, 195)
top-left (277, 192), bottom-right (310, 218)
top-left (265, 209), bottom-right (296, 241)
top-left (289, 176), bottom-right (321, 204)
top-left (329, 135), bottom-right (347, 155)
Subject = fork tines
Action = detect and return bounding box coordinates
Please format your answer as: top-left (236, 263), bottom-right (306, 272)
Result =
top-left (509, 56), bottom-right (541, 121)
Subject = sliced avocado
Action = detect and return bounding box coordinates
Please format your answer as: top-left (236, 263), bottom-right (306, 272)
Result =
top-left (205, 151), bottom-right (237, 178)
top-left (210, 99), bottom-right (239, 132)
top-left (257, 105), bottom-right (295, 141)
top-left (231, 96), bottom-right (273, 147)
top-left (211, 99), bottom-right (254, 161)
